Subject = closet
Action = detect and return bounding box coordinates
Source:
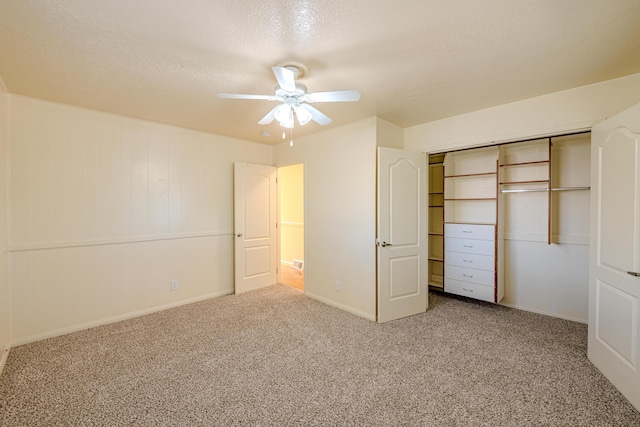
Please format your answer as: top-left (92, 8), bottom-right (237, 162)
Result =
top-left (429, 132), bottom-right (591, 320)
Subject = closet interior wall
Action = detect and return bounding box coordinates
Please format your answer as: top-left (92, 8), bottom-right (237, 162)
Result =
top-left (429, 132), bottom-right (591, 322)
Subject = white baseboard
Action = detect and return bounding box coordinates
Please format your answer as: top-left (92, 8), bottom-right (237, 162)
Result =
top-left (499, 302), bottom-right (587, 324)
top-left (0, 345), bottom-right (10, 377)
top-left (12, 289), bottom-right (234, 346)
top-left (304, 291), bottom-right (376, 322)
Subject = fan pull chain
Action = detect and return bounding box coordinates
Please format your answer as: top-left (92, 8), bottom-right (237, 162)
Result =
top-left (288, 106), bottom-right (294, 147)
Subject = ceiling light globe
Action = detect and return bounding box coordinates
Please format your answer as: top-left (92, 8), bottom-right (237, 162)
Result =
top-left (295, 105), bottom-right (312, 126)
top-left (274, 104), bottom-right (294, 128)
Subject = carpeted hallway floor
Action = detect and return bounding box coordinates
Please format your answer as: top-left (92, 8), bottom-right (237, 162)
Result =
top-left (1, 284), bottom-right (638, 426)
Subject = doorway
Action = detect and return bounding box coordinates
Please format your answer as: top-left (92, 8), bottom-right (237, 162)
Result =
top-left (278, 164), bottom-right (304, 291)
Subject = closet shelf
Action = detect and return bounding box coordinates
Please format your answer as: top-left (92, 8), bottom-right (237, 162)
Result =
top-left (444, 221), bottom-right (496, 226)
top-left (445, 197), bottom-right (497, 201)
top-left (429, 279), bottom-right (444, 288)
top-left (429, 232), bottom-right (444, 236)
top-left (500, 180), bottom-right (550, 185)
top-left (500, 160), bottom-right (549, 167)
top-left (444, 172), bottom-right (497, 178)
top-left (428, 256), bottom-right (444, 262)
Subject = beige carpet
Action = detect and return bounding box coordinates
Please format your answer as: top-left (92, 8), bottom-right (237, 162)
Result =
top-left (1, 285), bottom-right (638, 426)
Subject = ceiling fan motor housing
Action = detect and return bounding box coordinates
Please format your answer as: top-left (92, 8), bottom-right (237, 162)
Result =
top-left (275, 82), bottom-right (308, 105)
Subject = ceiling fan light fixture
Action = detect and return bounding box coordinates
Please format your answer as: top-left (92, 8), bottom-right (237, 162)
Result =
top-left (218, 63), bottom-right (360, 129)
top-left (274, 104), bottom-right (294, 128)
top-left (294, 105), bottom-right (312, 126)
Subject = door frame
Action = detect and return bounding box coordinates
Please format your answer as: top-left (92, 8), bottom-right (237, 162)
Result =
top-left (276, 163), bottom-right (305, 291)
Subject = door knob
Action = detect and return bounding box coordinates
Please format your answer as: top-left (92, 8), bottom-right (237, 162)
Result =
top-left (381, 241), bottom-right (392, 247)
top-left (236, 233), bottom-right (243, 237)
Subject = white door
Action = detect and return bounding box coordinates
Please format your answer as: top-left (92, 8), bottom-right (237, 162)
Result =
top-left (234, 163), bottom-right (278, 294)
top-left (589, 102), bottom-right (640, 411)
top-left (377, 147), bottom-right (428, 323)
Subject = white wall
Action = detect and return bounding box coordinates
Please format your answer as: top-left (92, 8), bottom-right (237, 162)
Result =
top-left (0, 78), bottom-right (10, 372)
top-left (376, 117), bottom-right (404, 149)
top-left (274, 117), bottom-right (378, 320)
top-left (9, 95), bottom-right (272, 344)
top-left (405, 73), bottom-right (640, 153)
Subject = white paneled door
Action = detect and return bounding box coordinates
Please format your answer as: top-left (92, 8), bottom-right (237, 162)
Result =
top-left (589, 102), bottom-right (640, 411)
top-left (234, 163), bottom-right (277, 294)
top-left (377, 147), bottom-right (428, 323)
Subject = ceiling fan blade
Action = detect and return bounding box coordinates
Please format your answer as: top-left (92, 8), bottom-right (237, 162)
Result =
top-left (272, 66), bottom-right (296, 92)
top-left (305, 90), bottom-right (361, 103)
top-left (258, 106), bottom-right (279, 125)
top-left (217, 93), bottom-right (277, 100)
top-left (300, 104), bottom-right (332, 126)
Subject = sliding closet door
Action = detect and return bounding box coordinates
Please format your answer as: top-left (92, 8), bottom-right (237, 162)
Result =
top-left (589, 102), bottom-right (640, 411)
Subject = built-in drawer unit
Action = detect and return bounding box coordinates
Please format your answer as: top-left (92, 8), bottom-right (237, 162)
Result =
top-left (444, 223), bottom-right (495, 240)
top-left (444, 222), bottom-right (497, 302)
top-left (444, 278), bottom-right (494, 303)
top-left (445, 251), bottom-right (495, 272)
top-left (445, 265), bottom-right (495, 287)
top-left (445, 237), bottom-right (495, 256)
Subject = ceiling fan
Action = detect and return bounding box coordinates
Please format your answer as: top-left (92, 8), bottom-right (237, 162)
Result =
top-left (217, 63), bottom-right (361, 129)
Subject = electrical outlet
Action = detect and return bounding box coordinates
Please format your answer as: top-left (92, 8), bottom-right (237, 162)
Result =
top-left (335, 281), bottom-right (341, 292)
top-left (170, 280), bottom-right (179, 291)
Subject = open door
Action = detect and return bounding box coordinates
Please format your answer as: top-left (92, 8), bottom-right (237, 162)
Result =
top-left (234, 163), bottom-right (277, 294)
top-left (589, 102), bottom-right (640, 411)
top-left (377, 147), bottom-right (428, 323)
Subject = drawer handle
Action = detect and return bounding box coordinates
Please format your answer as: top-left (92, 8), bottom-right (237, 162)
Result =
top-left (463, 245), bottom-right (473, 248)
top-left (462, 274), bottom-right (474, 278)
top-left (463, 259), bottom-right (473, 263)
top-left (462, 230), bottom-right (473, 233)
top-left (462, 288), bottom-right (474, 293)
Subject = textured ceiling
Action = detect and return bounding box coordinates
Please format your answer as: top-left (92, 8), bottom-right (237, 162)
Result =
top-left (1, 0), bottom-right (640, 144)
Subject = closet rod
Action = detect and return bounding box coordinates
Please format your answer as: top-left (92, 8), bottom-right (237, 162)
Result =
top-left (551, 187), bottom-right (591, 191)
top-left (501, 188), bottom-right (547, 193)
top-left (500, 186), bottom-right (590, 194)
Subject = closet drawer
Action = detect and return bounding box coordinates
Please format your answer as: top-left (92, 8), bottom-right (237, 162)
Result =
top-left (445, 251), bottom-right (495, 271)
top-left (445, 278), bottom-right (494, 303)
top-left (445, 223), bottom-right (495, 240)
top-left (445, 265), bottom-right (495, 287)
top-left (445, 237), bottom-right (494, 256)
